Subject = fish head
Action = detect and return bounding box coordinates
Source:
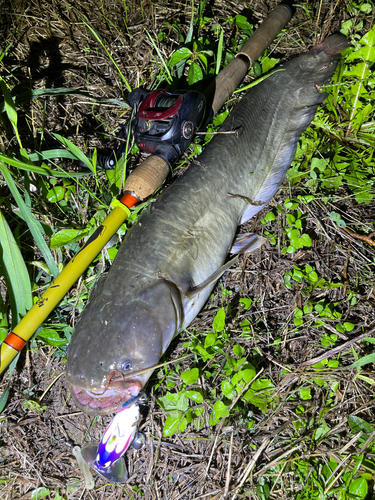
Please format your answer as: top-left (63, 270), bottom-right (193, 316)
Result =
top-left (66, 279), bottom-right (182, 415)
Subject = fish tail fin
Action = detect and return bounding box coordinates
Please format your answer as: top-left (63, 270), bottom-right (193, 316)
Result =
top-left (310, 35), bottom-right (350, 57)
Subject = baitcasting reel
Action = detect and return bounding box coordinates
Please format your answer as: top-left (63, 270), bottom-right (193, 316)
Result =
top-left (94, 88), bottom-right (206, 169)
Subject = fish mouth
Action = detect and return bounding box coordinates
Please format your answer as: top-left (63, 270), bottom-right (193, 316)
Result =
top-left (69, 373), bottom-right (142, 415)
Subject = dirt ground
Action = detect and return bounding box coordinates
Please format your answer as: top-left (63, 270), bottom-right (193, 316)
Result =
top-left (1, 0), bottom-right (375, 499)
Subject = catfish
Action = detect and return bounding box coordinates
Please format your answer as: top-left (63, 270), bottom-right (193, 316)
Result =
top-left (66, 35), bottom-right (349, 414)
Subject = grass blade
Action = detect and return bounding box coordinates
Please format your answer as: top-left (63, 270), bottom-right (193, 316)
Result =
top-left (344, 353), bottom-right (375, 370)
top-left (185, 0), bottom-right (194, 44)
top-left (0, 77), bottom-right (22, 148)
top-left (216, 28), bottom-right (224, 75)
top-left (0, 153), bottom-right (91, 178)
top-left (83, 23), bottom-right (132, 92)
top-left (0, 209), bottom-right (32, 324)
top-left (0, 87), bottom-right (130, 113)
top-left (52, 133), bottom-right (95, 173)
top-left (0, 211), bottom-right (31, 410)
top-left (0, 162), bottom-right (60, 278)
top-left (0, 355), bottom-right (19, 413)
top-left (145, 30), bottom-right (173, 85)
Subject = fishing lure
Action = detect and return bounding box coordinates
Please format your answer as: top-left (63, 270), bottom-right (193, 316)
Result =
top-left (81, 393), bottom-right (144, 483)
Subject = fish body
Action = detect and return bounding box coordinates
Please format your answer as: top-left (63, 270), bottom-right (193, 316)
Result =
top-left (66, 35), bottom-right (349, 414)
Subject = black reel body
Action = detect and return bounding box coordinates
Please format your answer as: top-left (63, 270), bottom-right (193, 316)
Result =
top-left (130, 89), bottom-right (206, 165)
top-left (93, 88), bottom-right (206, 170)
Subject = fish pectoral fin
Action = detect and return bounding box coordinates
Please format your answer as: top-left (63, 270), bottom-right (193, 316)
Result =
top-left (230, 233), bottom-right (267, 254)
top-left (186, 235), bottom-right (265, 299)
top-left (186, 256), bottom-right (239, 299)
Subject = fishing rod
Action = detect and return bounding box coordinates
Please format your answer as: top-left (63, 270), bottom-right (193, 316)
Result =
top-left (0, 1), bottom-right (293, 375)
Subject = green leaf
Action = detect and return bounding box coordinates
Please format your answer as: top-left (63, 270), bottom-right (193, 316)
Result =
top-left (348, 415), bottom-right (375, 434)
top-left (348, 478), bottom-right (368, 500)
top-left (221, 380), bottom-right (236, 399)
top-left (264, 211), bottom-right (276, 222)
top-left (344, 322), bottom-right (355, 331)
top-left (215, 28), bottom-right (224, 75)
top-left (0, 355), bottom-right (19, 413)
top-left (32, 487), bottom-right (51, 500)
top-left (158, 392), bottom-right (189, 412)
top-left (185, 390), bottom-right (203, 403)
top-left (0, 163), bottom-right (59, 278)
top-left (243, 378), bottom-right (275, 413)
top-left (187, 62), bottom-right (203, 85)
top-left (0, 78), bottom-right (18, 131)
top-left (28, 149), bottom-right (87, 162)
top-left (0, 385), bottom-right (10, 414)
top-left (204, 332), bottom-right (218, 348)
top-left (231, 366), bottom-right (256, 390)
top-left (315, 420), bottom-right (330, 441)
top-left (355, 190), bottom-right (373, 205)
top-left (0, 87), bottom-right (130, 113)
top-left (261, 56), bottom-right (279, 73)
top-left (0, 209), bottom-right (32, 325)
top-left (234, 14), bottom-right (253, 32)
top-left (49, 228), bottom-right (88, 249)
top-left (286, 214), bottom-right (295, 225)
top-left (300, 388), bottom-right (311, 400)
top-left (213, 109), bottom-right (230, 127)
top-left (239, 297), bottom-right (252, 310)
top-left (233, 345), bottom-right (245, 357)
top-left (330, 211), bottom-right (346, 228)
top-left (321, 333), bottom-right (337, 346)
top-left (360, 3), bottom-right (373, 13)
top-left (300, 233), bottom-right (312, 247)
top-left (361, 25), bottom-right (375, 60)
top-left (181, 368), bottom-right (199, 385)
top-left (37, 329), bottom-right (66, 347)
top-left (46, 186), bottom-right (65, 203)
top-left (163, 414), bottom-right (188, 437)
top-left (0, 327), bottom-right (7, 342)
top-left (209, 400), bottom-right (230, 425)
top-left (197, 52), bottom-right (207, 71)
top-left (213, 308), bottom-right (225, 332)
top-left (169, 47), bottom-right (192, 67)
top-left (347, 25), bottom-right (375, 64)
top-left (311, 157), bottom-right (328, 172)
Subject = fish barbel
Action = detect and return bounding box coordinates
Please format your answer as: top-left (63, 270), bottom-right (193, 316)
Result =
top-left (66, 35), bottom-right (349, 414)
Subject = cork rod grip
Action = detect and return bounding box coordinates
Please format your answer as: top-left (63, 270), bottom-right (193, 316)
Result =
top-left (124, 155), bottom-right (170, 201)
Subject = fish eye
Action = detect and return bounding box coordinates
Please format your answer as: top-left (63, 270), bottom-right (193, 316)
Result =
top-left (121, 360), bottom-right (132, 371)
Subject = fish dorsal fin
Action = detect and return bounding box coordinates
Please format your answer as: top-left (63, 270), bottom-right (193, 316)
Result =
top-left (186, 256), bottom-right (239, 299)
